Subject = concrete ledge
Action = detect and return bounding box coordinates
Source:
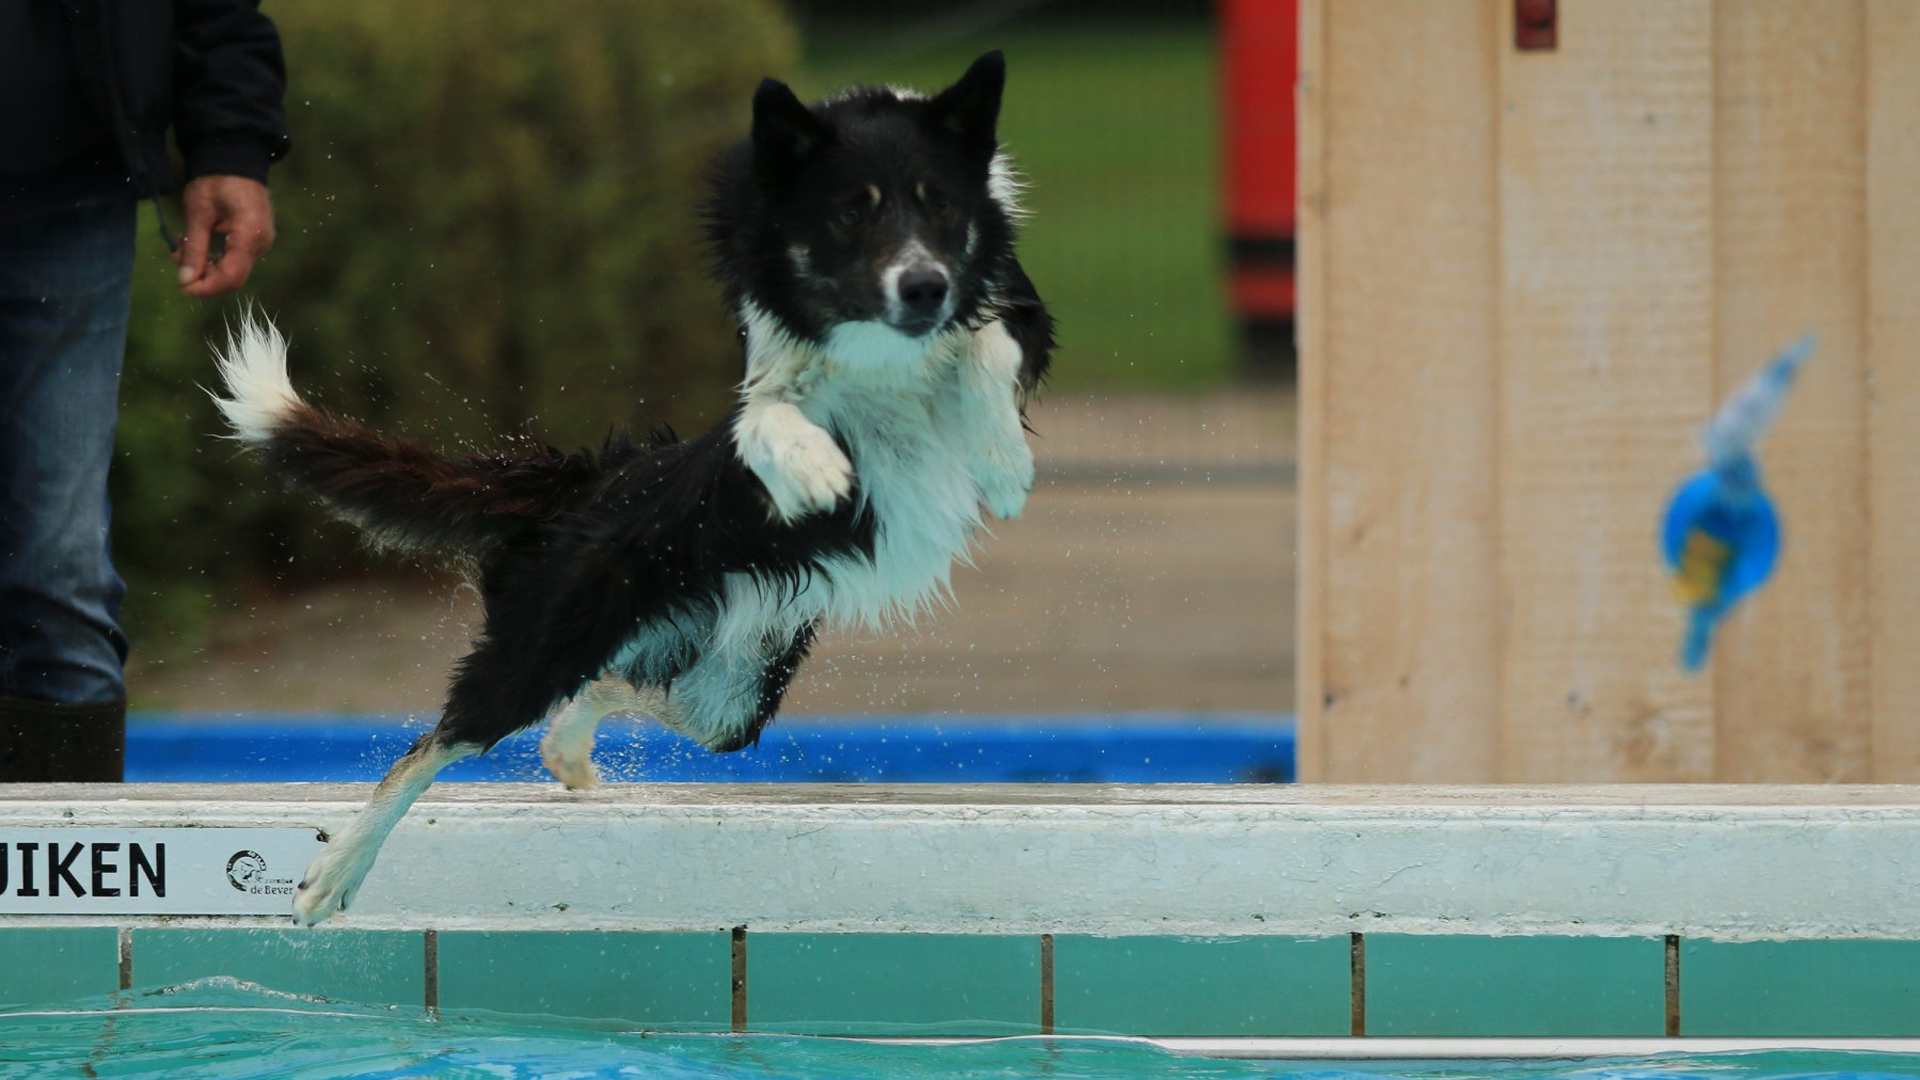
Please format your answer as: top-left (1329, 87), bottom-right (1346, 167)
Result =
top-left (3, 783), bottom-right (1918, 937)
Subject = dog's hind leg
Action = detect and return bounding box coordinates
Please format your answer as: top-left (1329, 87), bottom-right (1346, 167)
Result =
top-left (294, 500), bottom-right (710, 922)
top-left (539, 677), bottom-right (669, 790)
top-left (653, 623), bottom-right (816, 754)
top-left (292, 729), bottom-right (480, 926)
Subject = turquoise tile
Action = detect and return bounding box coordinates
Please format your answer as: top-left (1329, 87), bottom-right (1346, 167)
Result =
top-left (132, 929), bottom-right (423, 1007)
top-left (748, 933), bottom-right (1038, 1036)
top-left (0, 929), bottom-right (121, 1007)
top-left (1053, 936), bottom-right (1349, 1036)
top-left (1682, 940), bottom-right (1920, 1036)
top-left (1366, 935), bottom-right (1664, 1037)
top-left (437, 931), bottom-right (728, 1028)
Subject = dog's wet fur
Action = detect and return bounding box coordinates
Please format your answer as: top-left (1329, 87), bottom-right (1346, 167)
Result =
top-left (212, 51), bottom-right (1053, 925)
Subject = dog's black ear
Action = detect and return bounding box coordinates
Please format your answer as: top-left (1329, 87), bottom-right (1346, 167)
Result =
top-left (925, 50), bottom-right (1005, 154)
top-left (753, 78), bottom-right (829, 177)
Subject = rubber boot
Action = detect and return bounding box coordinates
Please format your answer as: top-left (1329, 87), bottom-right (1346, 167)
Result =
top-left (0, 696), bottom-right (126, 782)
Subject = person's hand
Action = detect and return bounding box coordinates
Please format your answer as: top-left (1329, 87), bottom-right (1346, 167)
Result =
top-left (174, 175), bottom-right (275, 297)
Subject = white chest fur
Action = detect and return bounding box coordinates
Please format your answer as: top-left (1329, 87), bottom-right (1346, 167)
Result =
top-left (809, 361), bottom-right (987, 626)
top-left (717, 313), bottom-right (1022, 656)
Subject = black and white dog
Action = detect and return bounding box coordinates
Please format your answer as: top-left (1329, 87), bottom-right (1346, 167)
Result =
top-left (213, 51), bottom-right (1053, 925)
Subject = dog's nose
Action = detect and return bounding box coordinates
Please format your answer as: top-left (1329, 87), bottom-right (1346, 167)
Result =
top-left (897, 269), bottom-right (950, 318)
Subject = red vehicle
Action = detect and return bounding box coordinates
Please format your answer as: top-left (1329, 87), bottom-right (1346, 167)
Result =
top-left (1221, 0), bottom-right (1295, 377)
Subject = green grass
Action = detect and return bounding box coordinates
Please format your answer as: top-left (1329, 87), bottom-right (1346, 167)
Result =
top-left (799, 24), bottom-right (1233, 392)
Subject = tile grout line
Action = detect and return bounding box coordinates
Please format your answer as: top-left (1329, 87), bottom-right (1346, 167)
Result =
top-left (1039, 933), bottom-right (1055, 1035)
top-left (1349, 932), bottom-right (1366, 1037)
top-left (117, 925), bottom-right (133, 991)
top-left (423, 929), bottom-right (439, 1015)
top-left (731, 926), bottom-right (748, 1032)
top-left (1665, 934), bottom-right (1681, 1037)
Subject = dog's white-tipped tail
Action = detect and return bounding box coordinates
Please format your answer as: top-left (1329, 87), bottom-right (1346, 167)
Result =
top-left (211, 311), bottom-right (301, 444)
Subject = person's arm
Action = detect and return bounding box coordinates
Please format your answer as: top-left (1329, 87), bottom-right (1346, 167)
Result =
top-left (170, 0), bottom-right (289, 297)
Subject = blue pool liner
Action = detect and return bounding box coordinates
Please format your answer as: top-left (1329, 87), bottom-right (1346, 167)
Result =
top-left (126, 714), bottom-right (1296, 784)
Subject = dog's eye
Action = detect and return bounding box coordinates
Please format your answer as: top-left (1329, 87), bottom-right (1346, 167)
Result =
top-left (838, 207), bottom-right (864, 227)
top-left (927, 193), bottom-right (953, 217)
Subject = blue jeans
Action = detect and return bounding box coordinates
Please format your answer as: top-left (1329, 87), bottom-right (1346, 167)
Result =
top-left (0, 192), bottom-right (136, 706)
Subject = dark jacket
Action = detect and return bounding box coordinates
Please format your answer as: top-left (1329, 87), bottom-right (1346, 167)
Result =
top-left (0, 0), bottom-right (289, 224)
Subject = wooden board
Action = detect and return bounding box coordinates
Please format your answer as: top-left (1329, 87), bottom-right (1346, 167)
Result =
top-left (1296, 0), bottom-right (1501, 781)
top-left (1868, 0), bottom-right (1920, 781)
top-left (1295, 0), bottom-right (1329, 775)
top-left (1495, 0), bottom-right (1716, 780)
top-left (1711, 1), bottom-right (1872, 781)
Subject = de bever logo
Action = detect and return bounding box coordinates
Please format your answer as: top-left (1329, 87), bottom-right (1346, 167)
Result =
top-left (224, 849), bottom-right (296, 898)
top-left (226, 850), bottom-right (268, 892)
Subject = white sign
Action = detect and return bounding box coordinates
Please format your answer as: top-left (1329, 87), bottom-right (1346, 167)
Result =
top-left (0, 828), bottom-right (323, 916)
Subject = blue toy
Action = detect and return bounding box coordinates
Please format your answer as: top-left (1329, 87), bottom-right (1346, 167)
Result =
top-left (1660, 336), bottom-right (1815, 672)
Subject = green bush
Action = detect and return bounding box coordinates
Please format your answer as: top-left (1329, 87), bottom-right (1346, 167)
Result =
top-left (111, 0), bottom-right (799, 657)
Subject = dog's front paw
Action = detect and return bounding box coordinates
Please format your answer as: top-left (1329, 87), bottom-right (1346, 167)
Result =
top-left (291, 835), bottom-right (378, 926)
top-left (758, 426), bottom-right (854, 522)
top-left (977, 441), bottom-right (1036, 520)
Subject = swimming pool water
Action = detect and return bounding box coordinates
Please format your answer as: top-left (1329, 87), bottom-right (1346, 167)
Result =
top-left (5, 980), bottom-right (1920, 1080)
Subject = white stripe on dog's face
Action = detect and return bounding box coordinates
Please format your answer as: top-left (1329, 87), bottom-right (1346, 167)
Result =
top-left (879, 237), bottom-right (955, 335)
